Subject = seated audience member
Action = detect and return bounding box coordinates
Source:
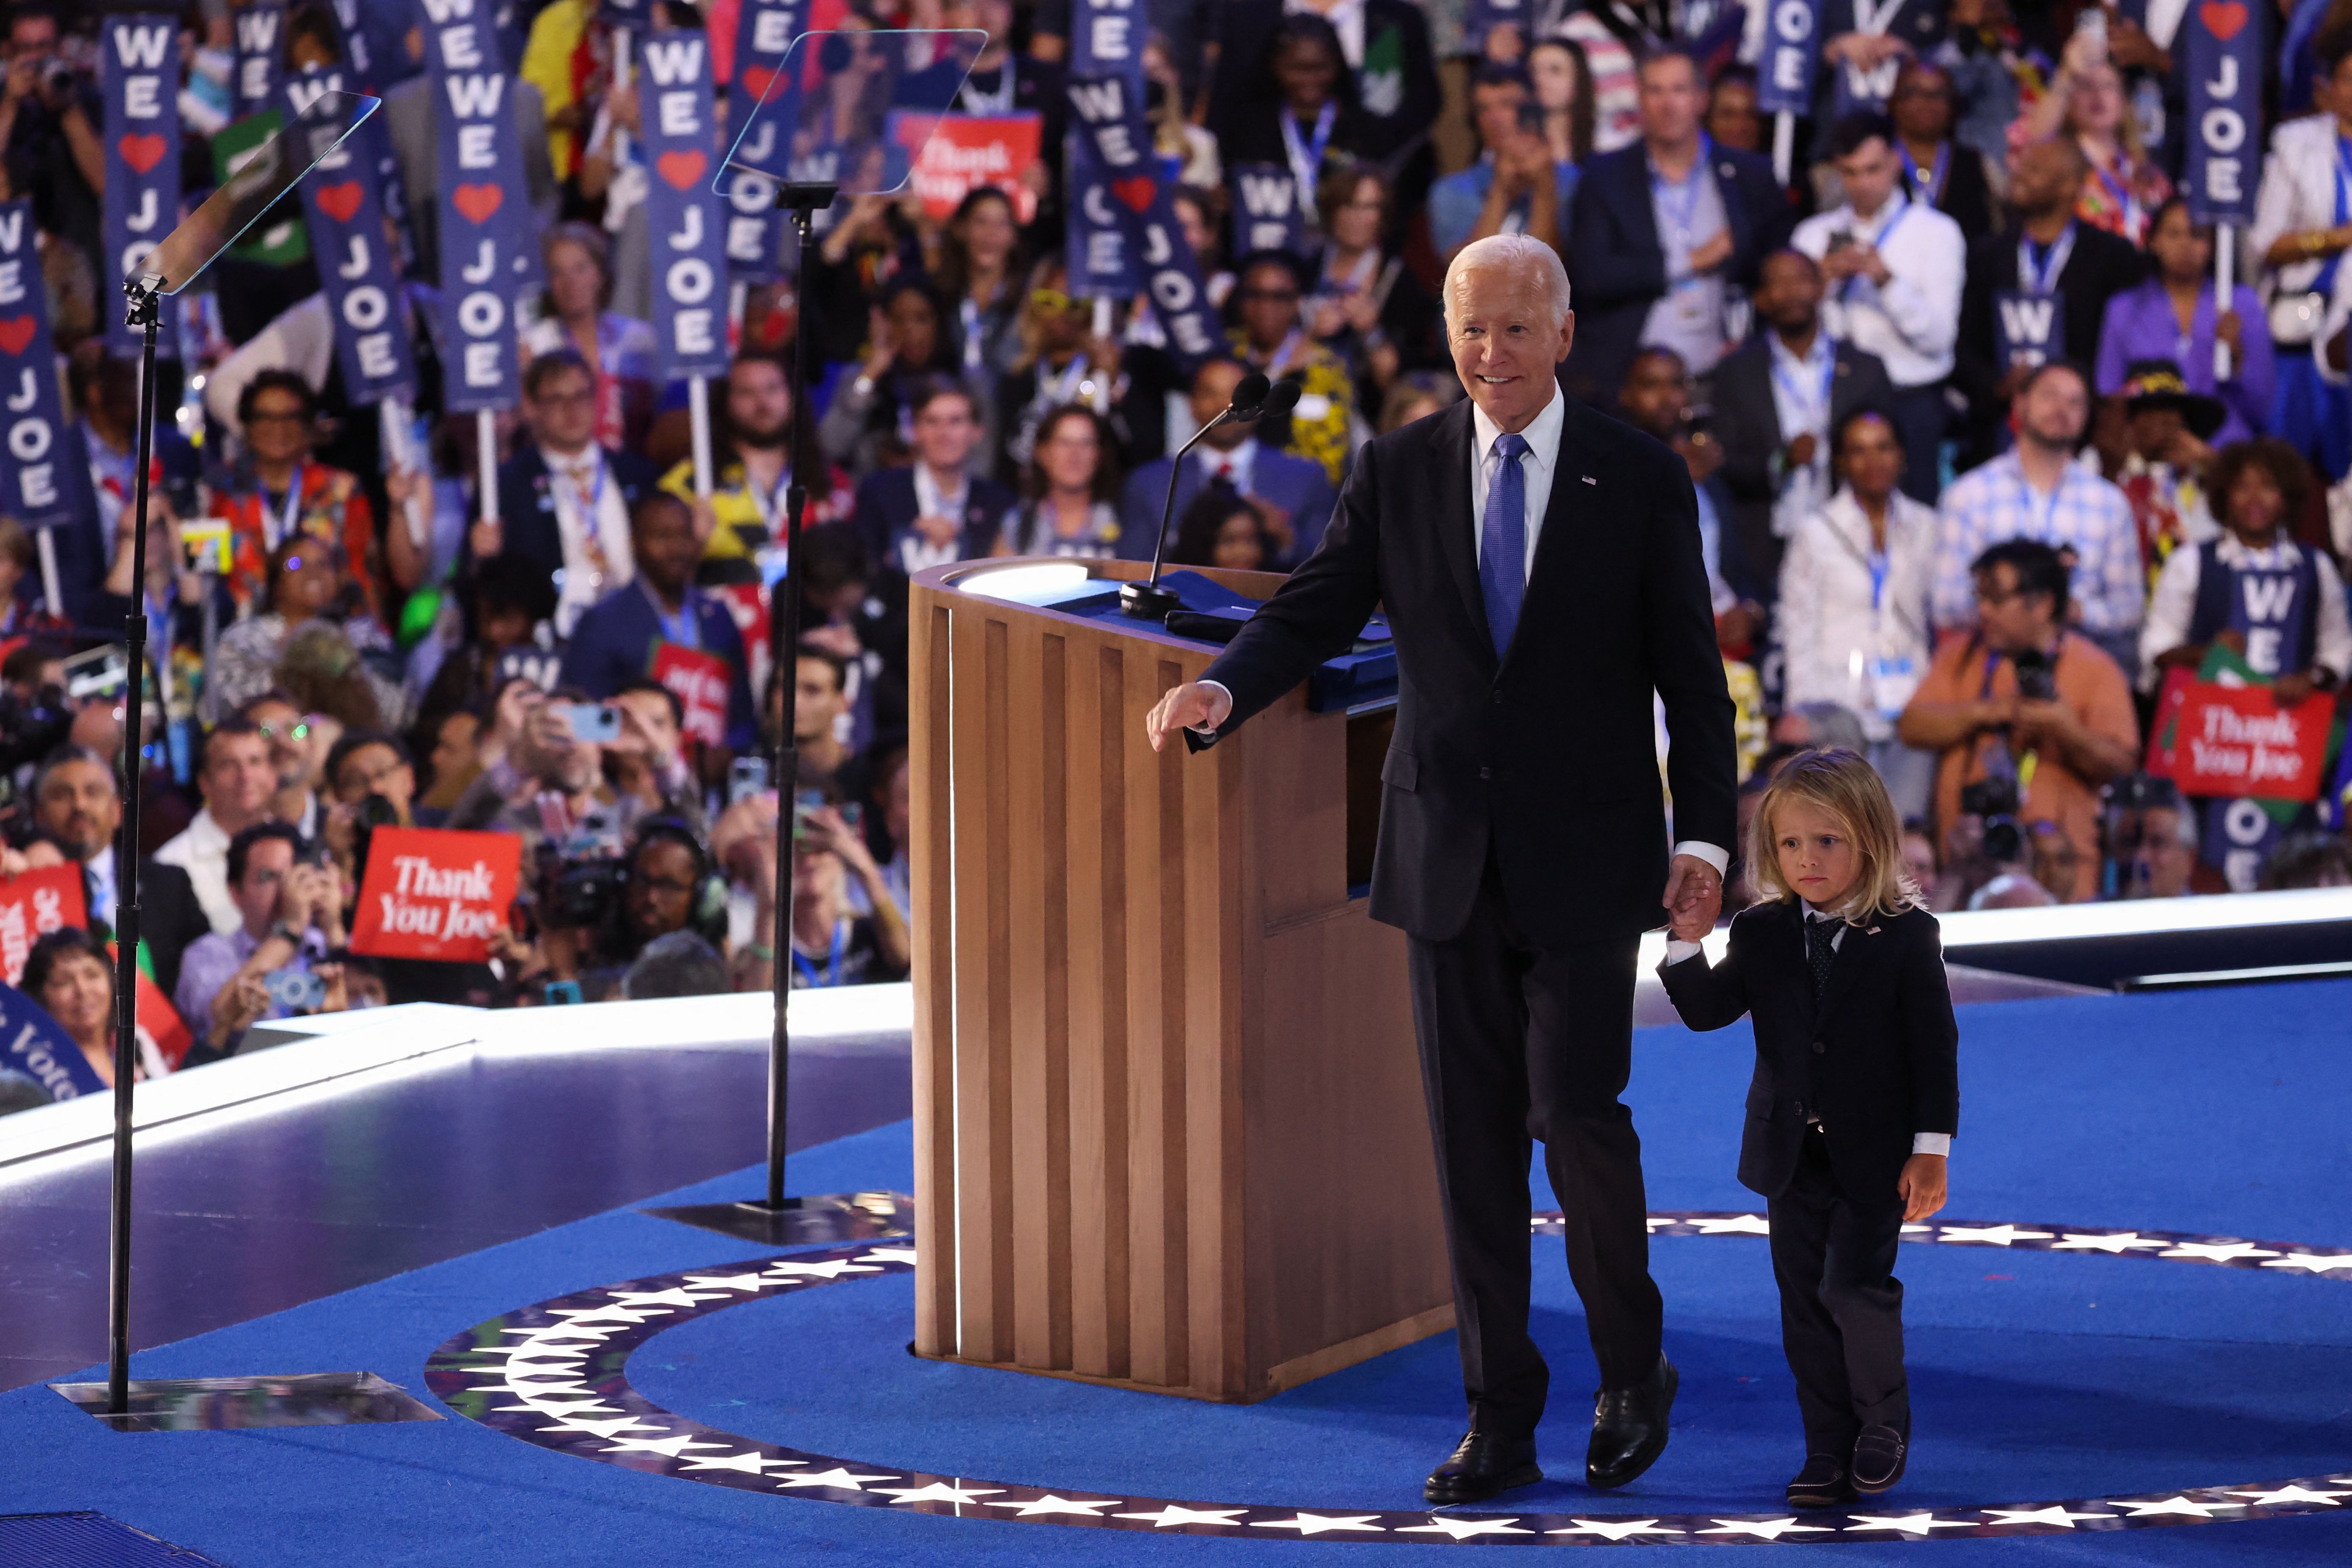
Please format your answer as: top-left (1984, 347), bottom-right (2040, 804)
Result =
top-left (2261, 831), bottom-right (2352, 890)
top-left (784, 805), bottom-right (910, 990)
top-left (785, 644), bottom-right (856, 800)
top-left (210, 537), bottom-right (401, 725)
top-left (1777, 409), bottom-right (1941, 819)
top-left (932, 186), bottom-right (1027, 380)
top-left (996, 406), bottom-right (1126, 559)
top-left (414, 705), bottom-right (487, 826)
top-left (322, 727), bottom-right (418, 848)
top-left (1791, 113), bottom-right (1966, 503)
top-left (2105, 361), bottom-right (2224, 587)
top-left (242, 690), bottom-right (336, 838)
top-left (1899, 539), bottom-right (2141, 903)
top-left (1616, 348), bottom-right (1742, 619)
top-left (1887, 61), bottom-right (1993, 243)
top-left (174, 822), bottom-right (350, 1065)
top-left (206, 370), bottom-right (382, 617)
top-left (25, 929), bottom-right (167, 1090)
top-left (623, 930), bottom-right (733, 1000)
top-left (1428, 63), bottom-right (1576, 261)
top-left (33, 747), bottom-right (210, 1004)
top-left (2097, 200), bottom-right (2272, 448)
top-left (1211, 13), bottom-right (1385, 217)
top-left (1929, 361), bottom-right (2145, 676)
top-left (521, 222), bottom-right (658, 455)
top-left (1703, 64), bottom-right (1761, 153)
top-left (661, 349), bottom-right (854, 576)
top-left (1170, 492), bottom-right (1285, 573)
top-left (1119, 357), bottom-right (1337, 567)
top-left (820, 277), bottom-right (971, 474)
top-left (849, 379), bottom-right (1014, 576)
top-left (2102, 774), bottom-right (2213, 899)
top-left (1378, 372), bottom-right (1462, 434)
top-left (155, 720), bottom-right (283, 934)
top-left (1228, 250), bottom-right (1357, 485)
top-left (1714, 248), bottom-right (1897, 594)
top-left (560, 494), bottom-right (758, 757)
top-left (480, 350), bottom-right (660, 637)
top-left (2142, 439), bottom-right (2352, 701)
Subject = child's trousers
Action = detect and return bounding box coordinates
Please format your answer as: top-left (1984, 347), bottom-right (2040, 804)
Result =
top-left (1766, 1125), bottom-right (1910, 1457)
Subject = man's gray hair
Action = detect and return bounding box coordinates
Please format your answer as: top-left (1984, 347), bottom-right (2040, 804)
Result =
top-left (623, 930), bottom-right (731, 1000)
top-left (32, 744), bottom-right (110, 801)
top-left (1442, 235), bottom-right (1574, 328)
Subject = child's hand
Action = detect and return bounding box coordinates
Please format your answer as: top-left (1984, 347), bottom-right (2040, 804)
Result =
top-left (1898, 1153), bottom-right (1948, 1223)
top-left (1666, 906), bottom-right (1713, 943)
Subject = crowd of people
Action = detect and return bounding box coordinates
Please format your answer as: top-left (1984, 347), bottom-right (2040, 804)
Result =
top-left (2, 0), bottom-right (2352, 1108)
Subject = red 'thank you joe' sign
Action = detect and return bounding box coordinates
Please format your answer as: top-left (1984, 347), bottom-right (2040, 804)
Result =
top-left (0, 865), bottom-right (85, 984)
top-left (350, 827), bottom-right (521, 963)
top-left (2153, 680), bottom-right (2335, 801)
top-left (652, 642), bottom-right (733, 748)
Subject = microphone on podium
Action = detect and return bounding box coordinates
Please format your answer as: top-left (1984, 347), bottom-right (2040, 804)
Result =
top-left (1121, 374), bottom-right (1300, 620)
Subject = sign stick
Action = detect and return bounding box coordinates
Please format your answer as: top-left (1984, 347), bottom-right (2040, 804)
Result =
top-left (476, 408), bottom-right (499, 527)
top-left (612, 32), bottom-right (634, 176)
top-left (688, 374), bottom-right (714, 496)
top-left (35, 528), bottom-right (61, 621)
top-left (1090, 295), bottom-right (1114, 414)
top-left (382, 400), bottom-right (430, 551)
top-left (2215, 224), bottom-right (2235, 383)
top-left (729, 278), bottom-right (749, 341)
top-left (1773, 111), bottom-right (1793, 189)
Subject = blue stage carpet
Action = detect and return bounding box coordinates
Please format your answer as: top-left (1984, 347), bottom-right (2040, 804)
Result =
top-left (2, 981), bottom-right (2349, 1564)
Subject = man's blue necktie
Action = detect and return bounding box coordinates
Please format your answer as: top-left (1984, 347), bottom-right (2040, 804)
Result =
top-left (1479, 431), bottom-right (1530, 657)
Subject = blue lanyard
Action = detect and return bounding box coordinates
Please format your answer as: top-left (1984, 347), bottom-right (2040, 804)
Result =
top-left (1651, 135), bottom-right (1715, 257)
top-left (2017, 222), bottom-right (2076, 294)
top-left (792, 920), bottom-right (846, 987)
top-left (1840, 196), bottom-right (1913, 299)
top-left (641, 579), bottom-right (699, 649)
top-left (263, 462), bottom-right (306, 550)
top-left (1901, 140), bottom-right (1949, 206)
top-left (1281, 103), bottom-right (1337, 217)
top-left (1868, 550), bottom-right (1890, 612)
top-left (1769, 340), bottom-right (1835, 434)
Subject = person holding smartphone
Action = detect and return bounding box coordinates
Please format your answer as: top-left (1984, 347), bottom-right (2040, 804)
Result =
top-left (173, 822), bottom-right (352, 1065)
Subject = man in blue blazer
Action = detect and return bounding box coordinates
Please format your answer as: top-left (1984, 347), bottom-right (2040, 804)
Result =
top-left (848, 381), bottom-right (1016, 578)
top-left (1564, 47), bottom-right (1792, 411)
top-left (560, 493), bottom-right (757, 755)
top-left (1118, 356), bottom-right (1337, 568)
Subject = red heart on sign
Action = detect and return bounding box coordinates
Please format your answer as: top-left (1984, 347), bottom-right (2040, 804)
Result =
top-left (1112, 175), bottom-right (1157, 214)
top-left (453, 183), bottom-right (503, 225)
top-left (314, 181), bottom-right (364, 223)
top-left (0, 317), bottom-right (34, 357)
top-left (118, 133), bottom-right (167, 174)
top-left (657, 149), bottom-right (707, 191)
top-left (740, 65), bottom-right (777, 102)
top-left (2199, 0), bottom-right (2246, 39)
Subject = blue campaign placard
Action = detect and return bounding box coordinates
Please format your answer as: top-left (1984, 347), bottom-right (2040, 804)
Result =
top-left (2184, 0), bottom-right (2262, 225)
top-left (1993, 289), bottom-right (2063, 371)
top-left (421, 0), bottom-right (537, 411)
top-left (722, 0), bottom-right (806, 281)
top-left (286, 66), bottom-right (420, 406)
top-left (1755, 0), bottom-right (1820, 117)
top-left (1066, 74), bottom-right (1218, 371)
top-left (639, 30), bottom-right (732, 381)
top-left (0, 201), bottom-right (75, 530)
top-left (1228, 162), bottom-right (1310, 257)
top-left (0, 976), bottom-right (102, 1101)
top-left (233, 0), bottom-right (288, 121)
top-left (103, 13), bottom-right (184, 359)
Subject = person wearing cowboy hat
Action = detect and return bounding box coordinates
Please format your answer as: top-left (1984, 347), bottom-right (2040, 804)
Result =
top-left (2107, 359), bottom-right (2227, 593)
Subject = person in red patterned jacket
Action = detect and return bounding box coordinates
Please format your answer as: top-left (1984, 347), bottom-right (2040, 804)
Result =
top-left (206, 371), bottom-right (382, 619)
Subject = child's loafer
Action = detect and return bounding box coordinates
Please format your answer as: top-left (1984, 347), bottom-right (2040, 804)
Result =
top-left (1785, 1454), bottom-right (1856, 1510)
top-left (1852, 1423), bottom-right (1909, 1493)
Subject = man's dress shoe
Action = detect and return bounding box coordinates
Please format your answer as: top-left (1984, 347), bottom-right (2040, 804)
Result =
top-left (1424, 1431), bottom-right (1542, 1504)
top-left (1852, 1423), bottom-right (1908, 1493)
top-left (1786, 1454), bottom-right (1857, 1510)
top-left (1586, 1355), bottom-right (1677, 1489)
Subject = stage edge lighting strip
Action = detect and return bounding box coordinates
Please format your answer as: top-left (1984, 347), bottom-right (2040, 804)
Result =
top-left (424, 1212), bottom-right (2352, 1546)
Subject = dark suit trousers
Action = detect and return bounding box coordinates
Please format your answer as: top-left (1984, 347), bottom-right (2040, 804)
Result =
top-left (1406, 854), bottom-right (1662, 1437)
top-left (1767, 1126), bottom-right (1910, 1454)
top-left (1886, 383), bottom-right (1948, 505)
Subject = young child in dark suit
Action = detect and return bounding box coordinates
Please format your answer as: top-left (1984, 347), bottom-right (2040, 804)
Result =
top-left (1657, 748), bottom-right (1960, 1509)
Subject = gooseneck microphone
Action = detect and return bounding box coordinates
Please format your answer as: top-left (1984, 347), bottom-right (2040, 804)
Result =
top-left (1122, 373), bottom-right (1299, 620)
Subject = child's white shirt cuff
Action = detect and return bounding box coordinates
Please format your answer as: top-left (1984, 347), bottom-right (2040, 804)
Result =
top-left (1664, 937), bottom-right (1704, 962)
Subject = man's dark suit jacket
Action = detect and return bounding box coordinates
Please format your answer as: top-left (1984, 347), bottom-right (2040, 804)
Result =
top-left (1954, 223), bottom-right (2148, 467)
top-left (849, 467), bottom-right (1015, 576)
top-left (87, 857), bottom-right (209, 1010)
top-left (473, 446), bottom-right (662, 584)
top-left (1658, 901), bottom-right (1959, 1202)
top-left (1906, 142), bottom-right (1995, 244)
top-left (1713, 335), bottom-right (1898, 594)
top-left (1190, 391), bottom-right (1738, 949)
top-left (1117, 447), bottom-right (1338, 567)
top-left (1564, 140), bottom-right (1794, 409)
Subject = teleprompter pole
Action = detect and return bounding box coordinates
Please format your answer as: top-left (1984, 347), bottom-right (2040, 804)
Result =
top-left (108, 276), bottom-right (162, 1415)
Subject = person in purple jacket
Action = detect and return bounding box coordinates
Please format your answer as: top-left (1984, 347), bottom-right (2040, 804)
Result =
top-left (2096, 197), bottom-right (2275, 448)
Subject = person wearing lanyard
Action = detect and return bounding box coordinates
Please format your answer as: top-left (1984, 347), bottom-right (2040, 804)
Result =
top-left (1793, 113), bottom-right (1965, 505)
top-left (1888, 61), bottom-right (1992, 242)
top-left (778, 805), bottom-right (909, 990)
top-left (659, 349), bottom-right (852, 575)
top-left (483, 352), bottom-right (658, 639)
top-left (1214, 14), bottom-right (1371, 220)
top-left (209, 371), bottom-right (378, 618)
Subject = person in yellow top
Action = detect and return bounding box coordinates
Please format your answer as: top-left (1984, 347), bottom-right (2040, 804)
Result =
top-left (659, 350), bottom-right (854, 578)
top-left (521, 0), bottom-right (593, 182)
top-left (1229, 251), bottom-right (1357, 487)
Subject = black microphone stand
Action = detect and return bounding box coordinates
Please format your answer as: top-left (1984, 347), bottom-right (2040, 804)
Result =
top-left (1120, 375), bottom-right (1271, 620)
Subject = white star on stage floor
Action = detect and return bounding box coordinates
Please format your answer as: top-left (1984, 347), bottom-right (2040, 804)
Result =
top-left (681, 1272), bottom-right (775, 1292)
top-left (1938, 1224), bottom-right (2055, 1246)
top-left (1845, 1512), bottom-right (1974, 1535)
top-left (1248, 1513), bottom-right (1387, 1535)
top-left (536, 1416), bottom-right (667, 1439)
top-left (553, 1305), bottom-right (673, 1326)
top-left (1979, 1505), bottom-right (2117, 1528)
top-left (772, 1466), bottom-right (900, 1490)
top-left (2158, 1242), bottom-right (2280, 1263)
top-left (2052, 1232), bottom-right (2169, 1253)
top-left (1687, 1214), bottom-right (1774, 1235)
top-left (763, 1258), bottom-right (885, 1280)
top-left (1699, 1516), bottom-right (1834, 1539)
top-left (1112, 1505), bottom-right (1248, 1528)
top-left (599, 1434), bottom-right (730, 1458)
top-left (2107, 1496), bottom-right (2246, 1518)
top-left (1547, 1518), bottom-right (1685, 1540)
top-left (675, 1450), bottom-right (806, 1475)
top-left (872, 1482), bottom-right (1004, 1505)
top-left (1396, 1515), bottom-right (1534, 1537)
top-left (2229, 1486), bottom-right (2352, 1507)
top-left (862, 1246), bottom-right (920, 1265)
top-left (2260, 1253), bottom-right (2352, 1273)
top-left (606, 1288), bottom-right (723, 1309)
top-left (982, 1494), bottom-right (1122, 1517)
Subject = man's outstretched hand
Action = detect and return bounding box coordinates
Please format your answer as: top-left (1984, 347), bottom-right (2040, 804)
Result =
top-left (1663, 853), bottom-right (1723, 941)
top-left (1145, 681), bottom-right (1233, 751)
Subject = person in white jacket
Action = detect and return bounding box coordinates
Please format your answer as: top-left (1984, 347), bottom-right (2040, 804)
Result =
top-left (1776, 408), bottom-right (1941, 819)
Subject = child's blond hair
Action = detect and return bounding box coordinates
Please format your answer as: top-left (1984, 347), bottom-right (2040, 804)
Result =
top-left (1745, 748), bottom-right (1921, 923)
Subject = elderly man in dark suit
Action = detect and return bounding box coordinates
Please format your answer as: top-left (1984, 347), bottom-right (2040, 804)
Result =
top-left (1147, 234), bottom-right (1738, 1503)
top-left (1565, 47), bottom-right (1793, 410)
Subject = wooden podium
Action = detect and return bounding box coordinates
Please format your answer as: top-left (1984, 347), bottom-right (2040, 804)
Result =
top-left (906, 558), bottom-right (1451, 1402)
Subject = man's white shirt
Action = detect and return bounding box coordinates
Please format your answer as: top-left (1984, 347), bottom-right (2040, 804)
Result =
top-left (1790, 193), bottom-right (1965, 389)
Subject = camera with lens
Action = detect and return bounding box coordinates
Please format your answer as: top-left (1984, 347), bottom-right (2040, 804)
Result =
top-left (1958, 776), bottom-right (2023, 864)
top-left (535, 807), bottom-right (629, 931)
top-left (39, 60), bottom-right (74, 103)
top-left (349, 793), bottom-right (402, 885)
top-left (0, 682), bottom-right (73, 777)
top-left (2008, 647), bottom-right (2057, 702)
